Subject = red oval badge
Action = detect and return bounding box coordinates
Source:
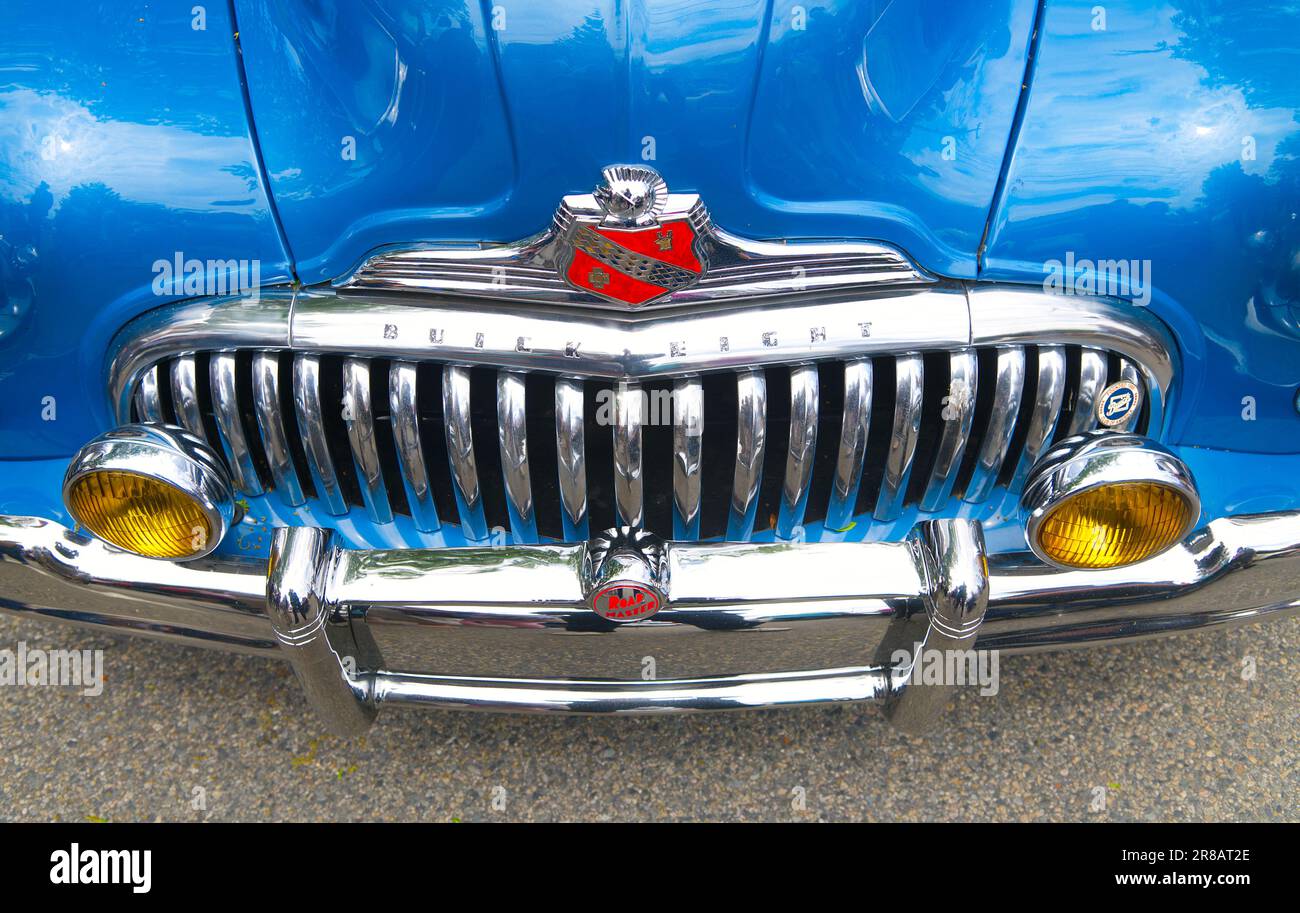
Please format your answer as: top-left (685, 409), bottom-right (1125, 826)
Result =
top-left (591, 582), bottom-right (662, 622)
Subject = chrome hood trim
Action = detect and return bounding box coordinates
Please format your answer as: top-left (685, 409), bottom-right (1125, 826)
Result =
top-left (337, 170), bottom-right (933, 311)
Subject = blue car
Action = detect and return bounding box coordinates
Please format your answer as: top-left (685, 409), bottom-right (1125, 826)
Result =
top-left (1, 0), bottom-right (1297, 735)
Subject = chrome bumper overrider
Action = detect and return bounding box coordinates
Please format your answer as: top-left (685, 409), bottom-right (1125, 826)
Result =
top-left (1, 512), bottom-right (1298, 734)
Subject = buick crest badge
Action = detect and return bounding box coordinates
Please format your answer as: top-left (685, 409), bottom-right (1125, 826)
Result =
top-left (557, 165), bottom-right (707, 306)
top-left (1097, 380), bottom-right (1141, 427)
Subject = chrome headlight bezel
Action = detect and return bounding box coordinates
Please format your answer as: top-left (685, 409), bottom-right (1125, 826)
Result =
top-left (62, 422), bottom-right (236, 560)
top-left (1021, 431), bottom-right (1200, 570)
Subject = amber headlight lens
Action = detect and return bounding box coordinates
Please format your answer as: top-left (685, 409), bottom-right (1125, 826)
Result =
top-left (1035, 481), bottom-right (1194, 569)
top-left (63, 423), bottom-right (235, 560)
top-left (67, 470), bottom-right (214, 559)
top-left (1023, 432), bottom-right (1200, 571)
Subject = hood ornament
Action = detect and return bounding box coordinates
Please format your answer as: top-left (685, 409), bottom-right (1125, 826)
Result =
top-left (591, 165), bottom-right (668, 226)
top-left (557, 165), bottom-right (707, 306)
top-left (341, 164), bottom-right (930, 310)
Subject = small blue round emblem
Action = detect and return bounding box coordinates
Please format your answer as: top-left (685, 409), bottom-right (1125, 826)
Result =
top-left (1096, 381), bottom-right (1141, 427)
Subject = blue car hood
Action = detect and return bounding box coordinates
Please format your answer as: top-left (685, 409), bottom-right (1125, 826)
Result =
top-left (233, 0), bottom-right (1037, 284)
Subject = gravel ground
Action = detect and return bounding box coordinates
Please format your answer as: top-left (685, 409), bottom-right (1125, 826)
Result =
top-left (0, 611), bottom-right (1295, 822)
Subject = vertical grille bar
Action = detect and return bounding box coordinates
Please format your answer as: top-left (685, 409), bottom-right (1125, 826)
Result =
top-left (1010, 345), bottom-right (1068, 490)
top-left (251, 351), bottom-right (305, 506)
top-left (874, 354), bottom-right (924, 521)
top-left (442, 365), bottom-right (489, 541)
top-left (209, 352), bottom-right (263, 495)
top-left (671, 377), bottom-right (704, 540)
top-left (826, 358), bottom-right (873, 532)
top-left (170, 355), bottom-right (206, 438)
top-left (612, 381), bottom-right (645, 528)
top-left (964, 346), bottom-right (1026, 503)
top-left (134, 365), bottom-right (164, 422)
top-left (555, 378), bottom-right (588, 540)
top-left (1116, 358), bottom-right (1142, 432)
top-left (497, 371), bottom-right (538, 543)
top-left (293, 353), bottom-right (348, 516)
top-left (1066, 347), bottom-right (1108, 436)
top-left (726, 369), bottom-right (767, 541)
top-left (389, 361), bottom-right (440, 532)
top-left (342, 358), bottom-right (393, 524)
top-left (921, 350), bottom-right (977, 511)
top-left (776, 365), bottom-right (819, 540)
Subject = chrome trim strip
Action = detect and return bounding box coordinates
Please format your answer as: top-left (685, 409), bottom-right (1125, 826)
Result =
top-left (612, 381), bottom-right (644, 528)
top-left (671, 377), bottom-right (704, 540)
top-left (389, 362), bottom-right (440, 532)
top-left (292, 353), bottom-right (348, 516)
top-left (1009, 346), bottom-right (1068, 491)
top-left (727, 370), bottom-right (767, 541)
top-left (442, 365), bottom-right (489, 542)
top-left (133, 365), bottom-right (164, 423)
top-left (1116, 358), bottom-right (1142, 432)
top-left (874, 354), bottom-right (924, 521)
top-left (825, 358), bottom-right (873, 532)
top-left (110, 291), bottom-right (293, 424)
top-left (209, 352), bottom-right (263, 495)
top-left (367, 667), bottom-right (895, 714)
top-left (555, 378), bottom-right (588, 541)
top-left (1066, 347), bottom-right (1107, 436)
top-left (251, 351), bottom-right (306, 507)
top-left (967, 286), bottom-right (1171, 436)
top-left (342, 357), bottom-right (393, 524)
top-left (497, 371), bottom-right (538, 543)
top-left (291, 287), bottom-right (969, 380)
top-left (964, 346), bottom-right (1026, 504)
top-left (169, 355), bottom-right (206, 439)
top-left (920, 349), bottom-right (977, 511)
top-left (776, 365), bottom-right (819, 540)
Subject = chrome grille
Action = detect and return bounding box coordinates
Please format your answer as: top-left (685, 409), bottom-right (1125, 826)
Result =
top-left (128, 344), bottom-right (1150, 544)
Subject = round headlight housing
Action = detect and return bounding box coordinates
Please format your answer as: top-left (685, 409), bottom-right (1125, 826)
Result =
top-left (1022, 432), bottom-right (1199, 571)
top-left (62, 424), bottom-right (235, 560)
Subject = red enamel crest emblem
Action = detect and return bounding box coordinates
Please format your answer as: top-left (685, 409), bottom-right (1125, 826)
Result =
top-left (558, 166), bottom-right (707, 306)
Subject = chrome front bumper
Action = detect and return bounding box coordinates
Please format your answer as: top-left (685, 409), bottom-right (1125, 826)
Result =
top-left (1, 511), bottom-right (1298, 734)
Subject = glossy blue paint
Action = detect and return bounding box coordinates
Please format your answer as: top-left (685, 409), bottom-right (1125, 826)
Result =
top-left (0, 2), bottom-right (292, 459)
top-left (981, 0), bottom-right (1300, 454)
top-left (233, 0), bottom-right (1036, 283)
top-left (1, 0), bottom-right (1298, 545)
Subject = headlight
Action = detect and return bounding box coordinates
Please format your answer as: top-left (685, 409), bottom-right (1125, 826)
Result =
top-left (1022, 432), bottom-right (1199, 570)
top-left (62, 424), bottom-right (236, 560)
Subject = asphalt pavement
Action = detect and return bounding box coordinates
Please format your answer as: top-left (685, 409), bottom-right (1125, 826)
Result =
top-left (0, 611), bottom-right (1294, 821)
